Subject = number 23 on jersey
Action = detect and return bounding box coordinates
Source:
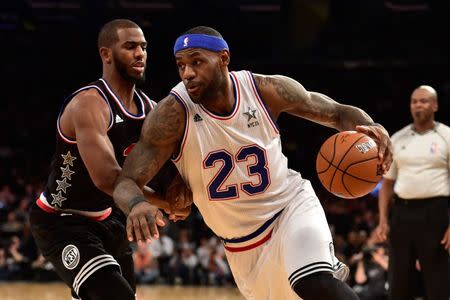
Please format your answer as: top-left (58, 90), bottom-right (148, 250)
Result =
top-left (203, 144), bottom-right (271, 200)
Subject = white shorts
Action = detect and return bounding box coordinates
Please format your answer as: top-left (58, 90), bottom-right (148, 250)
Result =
top-left (224, 180), bottom-right (346, 300)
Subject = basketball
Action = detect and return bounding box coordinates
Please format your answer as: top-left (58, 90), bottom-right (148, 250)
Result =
top-left (316, 131), bottom-right (382, 199)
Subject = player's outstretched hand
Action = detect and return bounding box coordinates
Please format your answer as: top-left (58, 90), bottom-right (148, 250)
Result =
top-left (356, 124), bottom-right (392, 174)
top-left (126, 202), bottom-right (165, 243)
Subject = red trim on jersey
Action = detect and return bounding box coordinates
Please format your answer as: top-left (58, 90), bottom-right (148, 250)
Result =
top-left (123, 143), bottom-right (136, 157)
top-left (245, 71), bottom-right (279, 135)
top-left (224, 229), bottom-right (273, 252)
top-left (198, 72), bottom-right (241, 120)
top-left (36, 197), bottom-right (56, 213)
top-left (36, 196), bottom-right (112, 221)
top-left (170, 90), bottom-right (190, 163)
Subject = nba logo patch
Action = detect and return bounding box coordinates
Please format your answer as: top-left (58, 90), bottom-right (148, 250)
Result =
top-left (62, 244), bottom-right (80, 270)
top-left (430, 142), bottom-right (438, 154)
top-left (183, 37), bottom-right (189, 47)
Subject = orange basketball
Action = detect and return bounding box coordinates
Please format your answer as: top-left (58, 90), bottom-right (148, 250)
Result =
top-left (316, 131), bottom-right (382, 199)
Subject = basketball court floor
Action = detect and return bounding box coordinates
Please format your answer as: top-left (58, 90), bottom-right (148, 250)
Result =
top-left (0, 282), bottom-right (245, 300)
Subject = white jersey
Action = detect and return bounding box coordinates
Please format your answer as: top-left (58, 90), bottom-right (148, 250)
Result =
top-left (171, 70), bottom-right (305, 239)
top-left (171, 71), bottom-right (348, 299)
top-left (384, 122), bottom-right (450, 199)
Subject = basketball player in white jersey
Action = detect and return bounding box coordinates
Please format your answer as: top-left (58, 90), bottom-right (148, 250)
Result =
top-left (114, 26), bottom-right (392, 300)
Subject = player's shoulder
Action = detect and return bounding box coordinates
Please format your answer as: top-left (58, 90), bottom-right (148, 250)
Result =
top-left (68, 88), bottom-right (110, 116)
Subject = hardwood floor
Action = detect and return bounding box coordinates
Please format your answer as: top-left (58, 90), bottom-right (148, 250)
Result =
top-left (0, 282), bottom-right (245, 300)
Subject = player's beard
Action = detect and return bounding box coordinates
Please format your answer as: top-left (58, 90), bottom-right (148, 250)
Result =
top-left (113, 54), bottom-right (146, 85)
top-left (195, 69), bottom-right (226, 104)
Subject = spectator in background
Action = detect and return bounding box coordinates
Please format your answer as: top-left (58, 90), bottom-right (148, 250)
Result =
top-left (0, 247), bottom-right (9, 280)
top-left (352, 232), bottom-right (388, 300)
top-left (0, 185), bottom-right (15, 222)
top-left (375, 85), bottom-right (450, 300)
top-left (6, 236), bottom-right (29, 280)
top-left (1, 212), bottom-right (23, 237)
top-left (196, 236), bottom-right (212, 284)
top-left (30, 252), bottom-right (59, 282)
top-left (207, 245), bottom-right (231, 286)
top-left (169, 244), bottom-right (199, 285)
top-left (133, 244), bottom-right (159, 284)
top-left (148, 227), bottom-right (175, 283)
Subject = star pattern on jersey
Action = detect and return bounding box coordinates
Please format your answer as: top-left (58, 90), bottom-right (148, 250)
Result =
top-left (61, 151), bottom-right (77, 166)
top-left (51, 191), bottom-right (67, 207)
top-left (56, 178), bottom-right (72, 193)
top-left (60, 165), bottom-right (75, 180)
top-left (243, 107), bottom-right (257, 121)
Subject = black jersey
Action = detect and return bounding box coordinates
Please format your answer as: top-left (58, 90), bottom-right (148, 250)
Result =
top-left (41, 79), bottom-right (166, 214)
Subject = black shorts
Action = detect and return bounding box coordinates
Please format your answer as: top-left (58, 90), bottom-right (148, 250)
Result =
top-left (29, 202), bottom-right (135, 297)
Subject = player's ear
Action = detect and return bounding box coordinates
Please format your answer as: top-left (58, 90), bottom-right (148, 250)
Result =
top-left (219, 50), bottom-right (230, 66)
top-left (99, 47), bottom-right (112, 64)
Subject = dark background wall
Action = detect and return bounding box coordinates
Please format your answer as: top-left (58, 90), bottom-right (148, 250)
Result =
top-left (0, 0), bottom-right (449, 193)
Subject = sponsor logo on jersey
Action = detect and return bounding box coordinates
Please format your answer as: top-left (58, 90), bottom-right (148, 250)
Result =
top-left (193, 113), bottom-right (203, 122)
top-left (115, 115), bottom-right (124, 123)
top-left (62, 244), bottom-right (80, 270)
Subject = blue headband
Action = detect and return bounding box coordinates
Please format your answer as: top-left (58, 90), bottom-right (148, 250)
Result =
top-left (173, 34), bottom-right (229, 55)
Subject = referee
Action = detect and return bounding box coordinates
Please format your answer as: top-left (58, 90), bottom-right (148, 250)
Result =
top-left (375, 85), bottom-right (450, 300)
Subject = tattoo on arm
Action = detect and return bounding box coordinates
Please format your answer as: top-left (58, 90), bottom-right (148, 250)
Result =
top-left (113, 95), bottom-right (184, 214)
top-left (143, 96), bottom-right (184, 144)
top-left (254, 74), bottom-right (374, 131)
top-left (128, 95), bottom-right (184, 186)
top-left (255, 74), bottom-right (307, 103)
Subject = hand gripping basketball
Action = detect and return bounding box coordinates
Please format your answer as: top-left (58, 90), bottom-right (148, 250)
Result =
top-left (316, 131), bottom-right (382, 199)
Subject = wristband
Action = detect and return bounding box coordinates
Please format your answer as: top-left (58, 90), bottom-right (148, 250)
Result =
top-left (127, 195), bottom-right (147, 213)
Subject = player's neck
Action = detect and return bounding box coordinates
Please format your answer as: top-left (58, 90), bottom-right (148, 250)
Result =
top-left (102, 73), bottom-right (136, 108)
top-left (202, 75), bottom-right (234, 114)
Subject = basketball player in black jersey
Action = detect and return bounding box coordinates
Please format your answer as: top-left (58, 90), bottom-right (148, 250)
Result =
top-left (29, 19), bottom-right (191, 300)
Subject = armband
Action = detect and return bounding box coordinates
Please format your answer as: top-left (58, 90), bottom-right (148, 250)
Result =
top-left (127, 195), bottom-right (147, 213)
